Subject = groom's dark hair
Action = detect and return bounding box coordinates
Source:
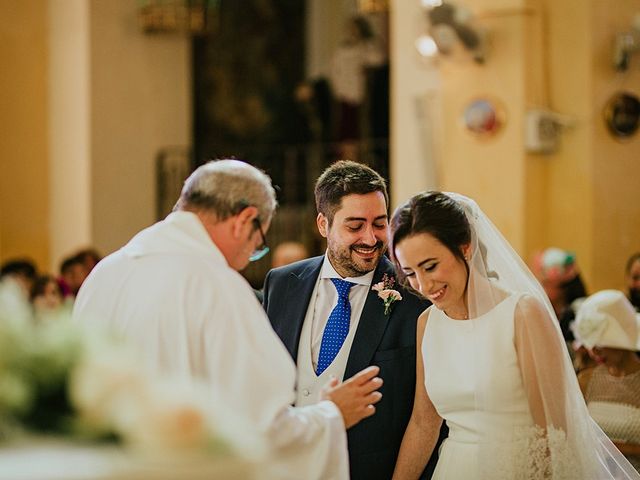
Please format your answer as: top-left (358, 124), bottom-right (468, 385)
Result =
top-left (314, 160), bottom-right (388, 225)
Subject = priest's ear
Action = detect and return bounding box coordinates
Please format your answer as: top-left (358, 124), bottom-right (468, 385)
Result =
top-left (317, 213), bottom-right (329, 238)
top-left (232, 205), bottom-right (259, 239)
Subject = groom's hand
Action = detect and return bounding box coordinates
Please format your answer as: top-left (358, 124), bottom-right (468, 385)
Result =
top-left (321, 365), bottom-right (383, 429)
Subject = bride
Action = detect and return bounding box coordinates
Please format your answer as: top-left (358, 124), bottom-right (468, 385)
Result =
top-left (389, 191), bottom-right (639, 479)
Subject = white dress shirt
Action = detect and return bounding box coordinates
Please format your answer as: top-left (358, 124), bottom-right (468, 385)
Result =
top-left (310, 254), bottom-right (375, 370)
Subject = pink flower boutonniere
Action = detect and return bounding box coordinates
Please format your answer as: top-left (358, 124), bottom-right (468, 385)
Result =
top-left (372, 274), bottom-right (403, 316)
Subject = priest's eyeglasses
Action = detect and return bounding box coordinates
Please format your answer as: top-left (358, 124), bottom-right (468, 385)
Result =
top-left (249, 218), bottom-right (269, 262)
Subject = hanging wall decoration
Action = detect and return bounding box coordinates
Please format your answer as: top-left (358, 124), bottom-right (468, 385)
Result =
top-left (462, 98), bottom-right (505, 138)
top-left (604, 92), bottom-right (640, 140)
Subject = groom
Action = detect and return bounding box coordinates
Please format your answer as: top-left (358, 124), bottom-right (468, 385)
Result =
top-left (263, 161), bottom-right (442, 479)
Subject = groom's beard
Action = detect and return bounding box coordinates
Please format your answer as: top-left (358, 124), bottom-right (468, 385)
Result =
top-left (327, 240), bottom-right (386, 278)
top-left (629, 288), bottom-right (640, 311)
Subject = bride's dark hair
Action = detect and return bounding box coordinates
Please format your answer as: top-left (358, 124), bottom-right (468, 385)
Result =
top-left (390, 191), bottom-right (471, 286)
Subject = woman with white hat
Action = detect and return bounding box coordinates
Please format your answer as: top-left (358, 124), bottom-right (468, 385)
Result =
top-left (574, 289), bottom-right (640, 471)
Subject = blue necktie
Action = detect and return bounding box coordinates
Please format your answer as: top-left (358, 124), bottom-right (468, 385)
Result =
top-left (317, 278), bottom-right (354, 375)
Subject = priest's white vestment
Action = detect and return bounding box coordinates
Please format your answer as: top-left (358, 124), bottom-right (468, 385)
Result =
top-left (73, 211), bottom-right (348, 479)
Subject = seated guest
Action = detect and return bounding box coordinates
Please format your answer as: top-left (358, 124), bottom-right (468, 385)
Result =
top-left (532, 247), bottom-right (592, 371)
top-left (0, 258), bottom-right (38, 323)
top-left (271, 241), bottom-right (309, 269)
top-left (626, 253), bottom-right (640, 311)
top-left (58, 254), bottom-right (88, 298)
top-left (0, 258), bottom-right (37, 299)
top-left (574, 290), bottom-right (640, 471)
top-left (75, 248), bottom-right (101, 273)
top-left (532, 247), bottom-right (587, 341)
top-left (254, 242), bottom-right (309, 303)
top-left (30, 274), bottom-right (65, 322)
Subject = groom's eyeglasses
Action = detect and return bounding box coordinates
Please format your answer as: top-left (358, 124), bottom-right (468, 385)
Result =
top-left (249, 218), bottom-right (269, 262)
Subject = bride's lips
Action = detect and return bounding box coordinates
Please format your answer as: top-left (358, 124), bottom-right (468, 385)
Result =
top-left (428, 285), bottom-right (447, 302)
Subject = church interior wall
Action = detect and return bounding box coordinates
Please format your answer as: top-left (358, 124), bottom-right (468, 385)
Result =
top-left (0, 0), bottom-right (638, 291)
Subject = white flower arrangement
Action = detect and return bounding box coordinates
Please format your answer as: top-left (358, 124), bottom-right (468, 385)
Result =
top-left (0, 280), bottom-right (242, 457)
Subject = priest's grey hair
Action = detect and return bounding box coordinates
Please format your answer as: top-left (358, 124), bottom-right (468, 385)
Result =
top-left (174, 159), bottom-right (277, 223)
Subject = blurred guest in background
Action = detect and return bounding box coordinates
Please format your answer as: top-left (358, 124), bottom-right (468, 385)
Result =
top-left (531, 247), bottom-right (588, 342)
top-left (0, 258), bottom-right (38, 299)
top-left (294, 78), bottom-right (333, 144)
top-left (329, 16), bottom-right (386, 160)
top-left (58, 255), bottom-right (86, 298)
top-left (574, 290), bottom-right (640, 471)
top-left (58, 247), bottom-right (100, 299)
top-left (30, 274), bottom-right (65, 323)
top-left (626, 253), bottom-right (640, 311)
top-left (271, 241), bottom-right (309, 269)
top-left (0, 258), bottom-right (38, 324)
top-left (76, 248), bottom-right (101, 274)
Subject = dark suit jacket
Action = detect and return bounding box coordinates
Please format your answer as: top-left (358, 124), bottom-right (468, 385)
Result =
top-left (263, 255), bottom-right (443, 480)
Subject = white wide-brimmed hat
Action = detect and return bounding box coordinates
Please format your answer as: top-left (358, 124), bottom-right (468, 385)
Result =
top-left (572, 289), bottom-right (640, 350)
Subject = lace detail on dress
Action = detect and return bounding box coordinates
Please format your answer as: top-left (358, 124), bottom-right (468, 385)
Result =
top-left (482, 426), bottom-right (579, 480)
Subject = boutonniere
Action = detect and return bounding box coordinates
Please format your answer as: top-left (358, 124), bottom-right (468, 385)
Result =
top-left (372, 274), bottom-right (403, 316)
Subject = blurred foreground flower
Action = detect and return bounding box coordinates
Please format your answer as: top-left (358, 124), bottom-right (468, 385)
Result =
top-left (0, 278), bottom-right (259, 463)
top-left (70, 342), bottom-right (226, 453)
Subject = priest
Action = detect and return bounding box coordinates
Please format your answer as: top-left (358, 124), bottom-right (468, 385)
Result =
top-left (73, 159), bottom-right (382, 479)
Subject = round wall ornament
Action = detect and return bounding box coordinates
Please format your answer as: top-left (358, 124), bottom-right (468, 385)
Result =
top-left (462, 97), bottom-right (505, 138)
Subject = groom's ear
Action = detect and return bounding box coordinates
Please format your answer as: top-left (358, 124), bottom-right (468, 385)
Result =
top-left (317, 213), bottom-right (328, 238)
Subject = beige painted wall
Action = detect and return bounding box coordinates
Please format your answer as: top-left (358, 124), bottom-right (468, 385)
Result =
top-left (1, 1), bottom-right (191, 271)
top-left (3, 0), bottom-right (637, 292)
top-left (436, 0), bottom-right (533, 252)
top-left (0, 1), bottom-right (50, 269)
top-left (590, 0), bottom-right (640, 291)
top-left (412, 0), bottom-right (640, 290)
top-left (541, 0), bottom-right (640, 291)
top-left (392, 0), bottom-right (545, 247)
top-left (48, 0), bottom-right (91, 271)
top-left (89, 0), bottom-right (191, 256)
top-left (542, 0), bottom-right (595, 285)
top-left (390, 0), bottom-right (441, 209)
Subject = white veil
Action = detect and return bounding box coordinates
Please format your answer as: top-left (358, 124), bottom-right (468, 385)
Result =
top-left (446, 192), bottom-right (639, 479)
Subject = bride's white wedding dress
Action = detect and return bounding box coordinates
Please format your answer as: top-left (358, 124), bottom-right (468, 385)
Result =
top-left (409, 192), bottom-right (639, 479)
top-left (424, 293), bottom-right (544, 479)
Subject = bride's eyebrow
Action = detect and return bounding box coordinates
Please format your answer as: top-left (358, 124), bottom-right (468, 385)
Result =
top-left (418, 258), bottom-right (436, 267)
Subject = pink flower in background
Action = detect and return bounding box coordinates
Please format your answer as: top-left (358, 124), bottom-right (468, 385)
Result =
top-left (372, 274), bottom-right (402, 315)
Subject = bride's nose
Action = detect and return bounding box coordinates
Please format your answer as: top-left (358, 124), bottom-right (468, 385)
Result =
top-left (415, 272), bottom-right (429, 295)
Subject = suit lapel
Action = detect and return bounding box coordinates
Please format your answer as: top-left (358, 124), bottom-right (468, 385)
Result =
top-left (344, 257), bottom-right (394, 379)
top-left (277, 257), bottom-right (323, 360)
